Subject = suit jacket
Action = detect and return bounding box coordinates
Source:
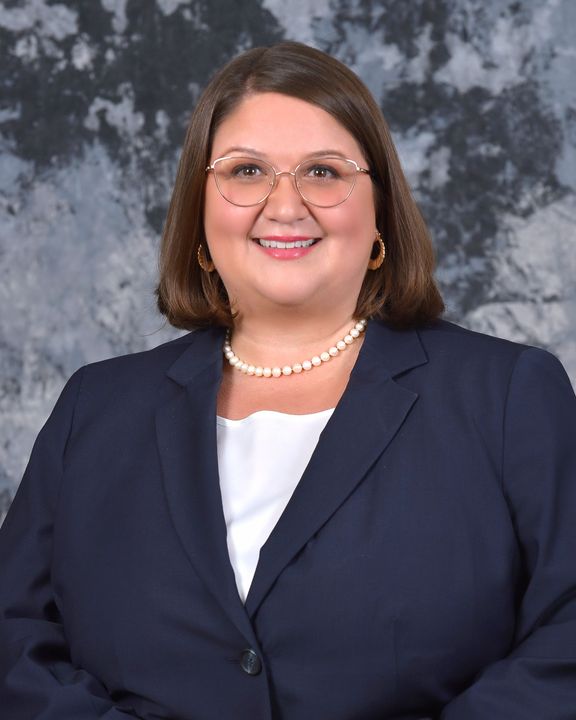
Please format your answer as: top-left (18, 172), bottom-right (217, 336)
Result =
top-left (1, 319), bottom-right (575, 720)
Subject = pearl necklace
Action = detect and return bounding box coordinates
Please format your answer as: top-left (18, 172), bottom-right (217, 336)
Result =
top-left (223, 319), bottom-right (367, 378)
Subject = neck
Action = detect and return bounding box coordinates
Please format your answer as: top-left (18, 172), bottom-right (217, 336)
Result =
top-left (227, 308), bottom-right (364, 369)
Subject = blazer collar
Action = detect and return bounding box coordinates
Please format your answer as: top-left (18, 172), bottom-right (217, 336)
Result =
top-left (157, 321), bottom-right (428, 636)
top-left (166, 326), bottom-right (226, 387)
top-left (166, 320), bottom-right (428, 385)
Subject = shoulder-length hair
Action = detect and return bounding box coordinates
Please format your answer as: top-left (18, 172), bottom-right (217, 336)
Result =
top-left (156, 41), bottom-right (444, 329)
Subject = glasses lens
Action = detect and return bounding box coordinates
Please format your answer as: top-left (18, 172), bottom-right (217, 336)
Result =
top-left (212, 157), bottom-right (274, 206)
top-left (296, 158), bottom-right (358, 207)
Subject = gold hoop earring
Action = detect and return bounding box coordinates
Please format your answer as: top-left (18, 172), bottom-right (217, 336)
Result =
top-left (197, 244), bottom-right (215, 272)
top-left (367, 231), bottom-right (385, 270)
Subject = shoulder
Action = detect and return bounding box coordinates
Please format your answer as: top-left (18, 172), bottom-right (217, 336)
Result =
top-left (80, 332), bottom-right (195, 382)
top-left (67, 327), bottom-right (224, 412)
top-left (417, 319), bottom-right (526, 358)
top-left (415, 319), bottom-right (561, 378)
top-left (394, 319), bottom-right (573, 405)
top-left (79, 327), bottom-right (223, 384)
top-left (399, 320), bottom-right (574, 453)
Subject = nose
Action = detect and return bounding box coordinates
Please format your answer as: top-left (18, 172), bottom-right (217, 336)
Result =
top-left (263, 171), bottom-right (308, 221)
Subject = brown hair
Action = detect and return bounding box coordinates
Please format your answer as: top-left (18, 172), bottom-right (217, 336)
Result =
top-left (156, 41), bottom-right (444, 329)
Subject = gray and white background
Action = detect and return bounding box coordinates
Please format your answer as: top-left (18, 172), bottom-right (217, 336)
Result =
top-left (1, 0), bottom-right (575, 522)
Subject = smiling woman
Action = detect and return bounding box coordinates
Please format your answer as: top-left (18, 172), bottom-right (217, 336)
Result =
top-left (157, 42), bottom-right (443, 333)
top-left (1, 41), bottom-right (576, 720)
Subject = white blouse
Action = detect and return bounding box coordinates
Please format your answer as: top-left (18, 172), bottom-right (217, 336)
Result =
top-left (216, 408), bottom-right (334, 603)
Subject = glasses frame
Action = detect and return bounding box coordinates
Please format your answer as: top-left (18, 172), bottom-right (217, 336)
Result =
top-left (205, 155), bottom-right (371, 208)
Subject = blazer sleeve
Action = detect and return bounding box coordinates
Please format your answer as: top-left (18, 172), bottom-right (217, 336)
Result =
top-left (441, 348), bottom-right (576, 719)
top-left (0, 369), bottom-right (138, 719)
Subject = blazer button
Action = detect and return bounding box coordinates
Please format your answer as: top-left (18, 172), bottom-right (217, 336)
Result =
top-left (240, 648), bottom-right (262, 675)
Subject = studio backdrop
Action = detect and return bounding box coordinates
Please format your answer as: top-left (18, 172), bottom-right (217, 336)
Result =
top-left (1, 0), bottom-right (575, 521)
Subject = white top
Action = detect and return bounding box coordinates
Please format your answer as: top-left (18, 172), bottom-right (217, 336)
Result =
top-left (216, 408), bottom-right (334, 603)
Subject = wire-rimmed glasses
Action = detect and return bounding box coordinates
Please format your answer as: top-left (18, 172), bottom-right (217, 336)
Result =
top-left (205, 156), bottom-right (371, 208)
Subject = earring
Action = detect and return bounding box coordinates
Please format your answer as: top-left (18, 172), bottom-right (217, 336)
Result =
top-left (197, 244), bottom-right (215, 272)
top-left (367, 231), bottom-right (385, 270)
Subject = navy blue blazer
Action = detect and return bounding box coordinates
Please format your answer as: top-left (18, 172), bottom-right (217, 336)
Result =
top-left (1, 320), bottom-right (575, 719)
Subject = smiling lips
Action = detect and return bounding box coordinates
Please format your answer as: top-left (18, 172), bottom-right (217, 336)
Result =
top-left (254, 236), bottom-right (321, 260)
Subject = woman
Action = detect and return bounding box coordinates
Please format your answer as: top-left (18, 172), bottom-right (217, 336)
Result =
top-left (1, 42), bottom-right (575, 720)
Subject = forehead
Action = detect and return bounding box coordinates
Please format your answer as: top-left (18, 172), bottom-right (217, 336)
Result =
top-left (211, 92), bottom-right (366, 163)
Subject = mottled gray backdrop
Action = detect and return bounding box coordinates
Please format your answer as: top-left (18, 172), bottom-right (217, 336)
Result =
top-left (1, 0), bottom-right (575, 522)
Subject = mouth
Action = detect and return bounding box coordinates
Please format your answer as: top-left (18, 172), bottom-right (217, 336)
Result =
top-left (253, 237), bottom-right (321, 249)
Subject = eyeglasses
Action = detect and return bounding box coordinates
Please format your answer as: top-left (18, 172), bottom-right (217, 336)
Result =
top-left (205, 156), bottom-right (371, 208)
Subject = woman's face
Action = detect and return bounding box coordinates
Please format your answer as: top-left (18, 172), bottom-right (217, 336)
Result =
top-left (203, 92), bottom-right (377, 319)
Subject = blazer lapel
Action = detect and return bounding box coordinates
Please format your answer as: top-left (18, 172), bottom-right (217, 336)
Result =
top-left (244, 321), bottom-right (428, 617)
top-left (155, 328), bottom-right (258, 644)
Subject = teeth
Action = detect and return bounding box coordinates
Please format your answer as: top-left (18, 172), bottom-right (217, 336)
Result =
top-left (257, 238), bottom-right (317, 248)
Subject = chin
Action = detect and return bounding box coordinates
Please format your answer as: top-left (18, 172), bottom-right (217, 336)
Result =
top-left (256, 280), bottom-right (325, 309)
top-left (261, 292), bottom-right (317, 309)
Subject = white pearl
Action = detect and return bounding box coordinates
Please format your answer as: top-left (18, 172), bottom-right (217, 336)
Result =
top-left (311, 356), bottom-right (322, 366)
top-left (344, 335), bottom-right (354, 345)
top-left (329, 346), bottom-right (339, 357)
top-left (336, 340), bottom-right (346, 351)
top-left (255, 367), bottom-right (263, 377)
top-left (247, 365), bottom-right (255, 375)
top-left (293, 363), bottom-right (303, 373)
top-left (320, 351), bottom-right (330, 362)
top-left (263, 367), bottom-right (272, 377)
top-left (225, 350), bottom-right (234, 360)
top-left (350, 328), bottom-right (360, 338)
top-left (241, 363), bottom-right (249, 373)
top-left (272, 367), bottom-right (282, 377)
top-left (282, 366), bottom-right (292, 376)
top-left (302, 360), bottom-right (312, 371)
top-left (229, 356), bottom-right (239, 366)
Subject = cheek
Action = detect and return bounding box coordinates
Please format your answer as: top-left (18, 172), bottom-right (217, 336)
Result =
top-left (203, 184), bottom-right (233, 237)
top-left (337, 181), bottom-right (375, 226)
top-left (204, 186), bottom-right (258, 247)
top-left (327, 196), bottom-right (376, 248)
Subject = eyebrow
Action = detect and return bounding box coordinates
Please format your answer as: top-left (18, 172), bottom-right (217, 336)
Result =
top-left (217, 146), bottom-right (350, 160)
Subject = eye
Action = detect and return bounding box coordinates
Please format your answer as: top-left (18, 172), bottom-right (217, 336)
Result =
top-left (229, 162), bottom-right (267, 179)
top-left (302, 162), bottom-right (341, 181)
